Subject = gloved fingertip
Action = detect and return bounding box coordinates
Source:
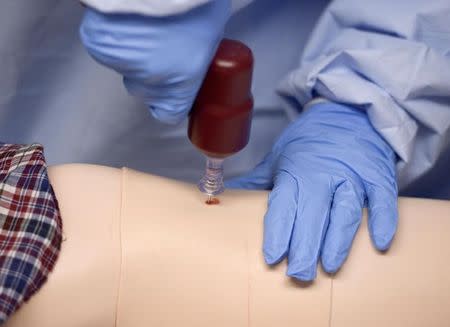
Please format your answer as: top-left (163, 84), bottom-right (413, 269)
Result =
top-left (149, 105), bottom-right (189, 125)
top-left (321, 252), bottom-right (346, 274)
top-left (286, 258), bottom-right (318, 281)
top-left (369, 207), bottom-right (397, 251)
top-left (262, 185), bottom-right (297, 265)
top-left (372, 232), bottom-right (394, 251)
top-left (263, 247), bottom-right (287, 265)
top-left (79, 16), bottom-right (95, 50)
top-left (286, 266), bottom-right (317, 282)
top-left (264, 255), bottom-right (281, 266)
top-left (367, 183), bottom-right (398, 252)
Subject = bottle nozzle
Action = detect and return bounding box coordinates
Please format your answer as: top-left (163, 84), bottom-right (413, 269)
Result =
top-left (198, 157), bottom-right (224, 197)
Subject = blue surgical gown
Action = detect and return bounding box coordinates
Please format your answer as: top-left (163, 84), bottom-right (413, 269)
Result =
top-left (0, 0), bottom-right (448, 199)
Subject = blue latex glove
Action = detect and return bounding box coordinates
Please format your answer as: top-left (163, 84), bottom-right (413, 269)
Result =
top-left (79, 1), bottom-right (230, 124)
top-left (226, 102), bottom-right (398, 281)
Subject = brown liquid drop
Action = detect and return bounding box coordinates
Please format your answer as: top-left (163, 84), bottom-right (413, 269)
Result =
top-left (205, 198), bottom-right (220, 205)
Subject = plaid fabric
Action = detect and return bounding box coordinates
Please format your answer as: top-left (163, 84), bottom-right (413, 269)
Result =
top-left (0, 143), bottom-right (62, 324)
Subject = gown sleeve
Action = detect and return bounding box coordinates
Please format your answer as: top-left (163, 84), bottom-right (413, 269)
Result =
top-left (79, 0), bottom-right (252, 16)
top-left (277, 0), bottom-right (450, 190)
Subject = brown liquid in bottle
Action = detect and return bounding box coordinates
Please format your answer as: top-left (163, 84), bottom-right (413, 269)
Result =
top-left (188, 39), bottom-right (254, 158)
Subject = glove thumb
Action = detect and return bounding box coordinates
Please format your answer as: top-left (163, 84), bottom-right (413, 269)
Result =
top-left (225, 153), bottom-right (275, 190)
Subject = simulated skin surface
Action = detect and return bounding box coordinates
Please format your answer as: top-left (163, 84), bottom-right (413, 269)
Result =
top-left (4, 164), bottom-right (450, 326)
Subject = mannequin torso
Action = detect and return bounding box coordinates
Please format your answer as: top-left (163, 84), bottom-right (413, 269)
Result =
top-left (5, 164), bottom-right (450, 327)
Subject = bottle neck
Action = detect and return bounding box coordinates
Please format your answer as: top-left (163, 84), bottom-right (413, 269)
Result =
top-left (197, 156), bottom-right (225, 196)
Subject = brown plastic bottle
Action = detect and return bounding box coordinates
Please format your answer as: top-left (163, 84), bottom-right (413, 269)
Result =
top-left (188, 38), bottom-right (254, 158)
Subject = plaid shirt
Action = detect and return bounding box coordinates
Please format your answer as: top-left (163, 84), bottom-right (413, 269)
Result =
top-left (0, 143), bottom-right (62, 324)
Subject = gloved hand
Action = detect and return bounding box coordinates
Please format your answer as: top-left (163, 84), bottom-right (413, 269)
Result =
top-left (226, 102), bottom-right (398, 281)
top-left (79, 1), bottom-right (231, 124)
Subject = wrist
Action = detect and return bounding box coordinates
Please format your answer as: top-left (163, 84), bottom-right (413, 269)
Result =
top-left (305, 102), bottom-right (397, 161)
